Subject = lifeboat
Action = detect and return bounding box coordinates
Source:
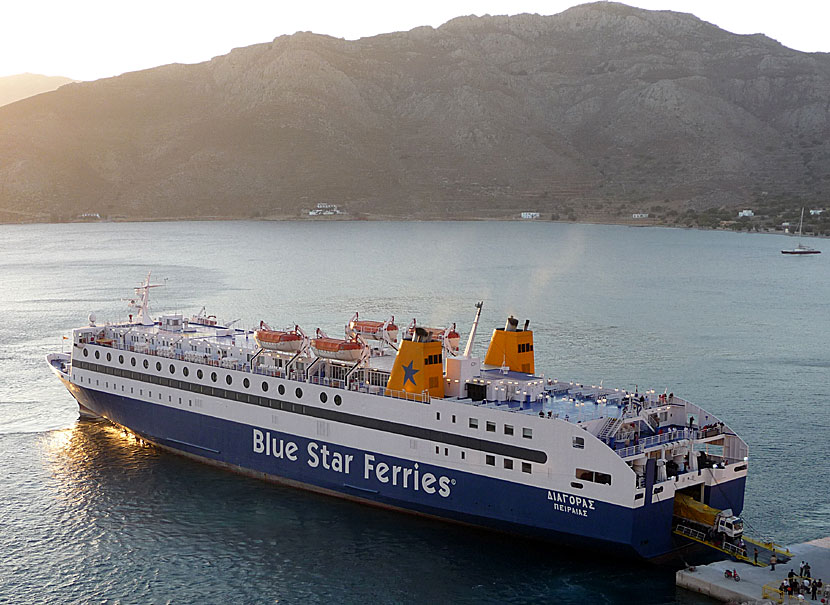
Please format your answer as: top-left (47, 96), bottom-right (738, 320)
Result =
top-left (407, 320), bottom-right (460, 353)
top-left (311, 329), bottom-right (364, 362)
top-left (254, 322), bottom-right (305, 353)
top-left (347, 312), bottom-right (399, 342)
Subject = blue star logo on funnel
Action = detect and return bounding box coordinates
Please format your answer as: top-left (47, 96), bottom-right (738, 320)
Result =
top-left (402, 360), bottom-right (419, 387)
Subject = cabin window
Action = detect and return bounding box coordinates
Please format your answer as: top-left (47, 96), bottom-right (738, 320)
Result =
top-left (320, 392), bottom-right (327, 403)
top-left (653, 486), bottom-right (663, 494)
top-left (571, 482), bottom-right (584, 489)
top-left (197, 369), bottom-right (203, 379)
top-left (452, 415), bottom-right (456, 423)
top-left (572, 436), bottom-right (585, 449)
top-left (261, 381), bottom-right (269, 392)
top-left (522, 462), bottom-right (531, 474)
top-left (635, 493), bottom-right (644, 500)
top-left (334, 395), bottom-right (342, 406)
top-left (435, 446), bottom-right (440, 454)
top-left (295, 387), bottom-right (303, 399)
top-left (169, 364), bottom-right (175, 374)
top-left (118, 355), bottom-right (124, 364)
top-left (226, 375), bottom-right (232, 385)
top-left (469, 418), bottom-right (478, 429)
top-left (106, 352), bottom-right (111, 362)
top-left (210, 372), bottom-right (217, 382)
top-left (504, 459), bottom-right (513, 470)
top-left (83, 348), bottom-right (89, 357)
top-left (486, 421), bottom-right (496, 432)
top-left (143, 360), bottom-right (149, 369)
top-left (444, 448), bottom-right (448, 456)
top-left (461, 451), bottom-right (466, 460)
top-left (576, 468), bottom-right (612, 486)
top-left (183, 367), bottom-right (189, 377)
top-left (504, 424), bottom-right (514, 436)
top-left (436, 412), bottom-right (440, 420)
top-left (486, 455), bottom-right (495, 466)
top-left (95, 350), bottom-right (100, 359)
top-left (131, 357), bottom-right (136, 366)
top-left (522, 428), bottom-right (533, 439)
top-left (156, 362), bottom-right (161, 371)
top-left (278, 384), bottom-right (285, 395)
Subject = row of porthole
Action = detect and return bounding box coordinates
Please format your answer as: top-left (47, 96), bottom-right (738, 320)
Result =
top-left (84, 347), bottom-right (343, 406)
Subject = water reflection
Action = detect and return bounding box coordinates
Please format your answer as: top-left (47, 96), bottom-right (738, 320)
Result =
top-left (26, 420), bottom-right (709, 604)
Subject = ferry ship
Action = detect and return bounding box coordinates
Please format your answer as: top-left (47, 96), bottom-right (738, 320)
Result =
top-left (47, 275), bottom-right (748, 560)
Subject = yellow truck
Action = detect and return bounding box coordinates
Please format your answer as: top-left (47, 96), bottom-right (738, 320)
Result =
top-left (674, 494), bottom-right (744, 539)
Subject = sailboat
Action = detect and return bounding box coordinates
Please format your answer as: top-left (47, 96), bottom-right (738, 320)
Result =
top-left (781, 208), bottom-right (821, 255)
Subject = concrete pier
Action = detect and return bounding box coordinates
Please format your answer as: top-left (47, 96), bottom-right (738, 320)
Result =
top-left (676, 537), bottom-right (830, 603)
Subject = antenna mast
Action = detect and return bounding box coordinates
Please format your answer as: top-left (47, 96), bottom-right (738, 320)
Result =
top-left (463, 301), bottom-right (484, 358)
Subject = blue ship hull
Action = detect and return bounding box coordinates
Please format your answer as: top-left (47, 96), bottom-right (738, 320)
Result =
top-left (62, 380), bottom-right (746, 560)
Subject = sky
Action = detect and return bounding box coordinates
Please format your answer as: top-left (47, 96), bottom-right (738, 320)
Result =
top-left (2, 0), bottom-right (828, 82)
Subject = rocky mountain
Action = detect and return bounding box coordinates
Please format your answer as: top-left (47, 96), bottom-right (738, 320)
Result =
top-left (1, 2), bottom-right (830, 222)
top-left (0, 73), bottom-right (75, 107)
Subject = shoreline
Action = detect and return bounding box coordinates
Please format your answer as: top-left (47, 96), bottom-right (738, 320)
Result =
top-left (1, 214), bottom-right (827, 240)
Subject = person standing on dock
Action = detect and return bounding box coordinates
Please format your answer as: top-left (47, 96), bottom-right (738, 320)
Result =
top-left (770, 553), bottom-right (778, 571)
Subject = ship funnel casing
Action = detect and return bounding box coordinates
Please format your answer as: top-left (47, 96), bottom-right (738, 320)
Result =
top-left (386, 339), bottom-right (444, 398)
top-left (484, 321), bottom-right (535, 374)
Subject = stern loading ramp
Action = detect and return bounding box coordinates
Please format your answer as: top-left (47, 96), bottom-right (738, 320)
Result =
top-left (672, 494), bottom-right (791, 567)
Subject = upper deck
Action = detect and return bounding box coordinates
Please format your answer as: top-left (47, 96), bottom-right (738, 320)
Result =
top-left (70, 309), bottom-right (746, 470)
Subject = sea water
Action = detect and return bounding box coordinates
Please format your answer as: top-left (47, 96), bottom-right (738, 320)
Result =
top-left (1, 221), bottom-right (827, 603)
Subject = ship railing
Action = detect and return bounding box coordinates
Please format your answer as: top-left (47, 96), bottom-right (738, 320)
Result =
top-left (675, 524), bottom-right (706, 542)
top-left (383, 388), bottom-right (430, 403)
top-left (615, 428), bottom-right (697, 458)
top-left (720, 540), bottom-right (747, 559)
top-left (308, 376), bottom-right (346, 389)
top-left (616, 444), bottom-right (642, 458)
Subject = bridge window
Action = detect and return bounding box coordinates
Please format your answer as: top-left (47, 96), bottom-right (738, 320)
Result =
top-left (469, 418), bottom-right (478, 429)
top-left (504, 424), bottom-right (514, 436)
top-left (486, 421), bottom-right (496, 432)
top-left (522, 428), bottom-right (533, 439)
top-left (572, 436), bottom-right (585, 449)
